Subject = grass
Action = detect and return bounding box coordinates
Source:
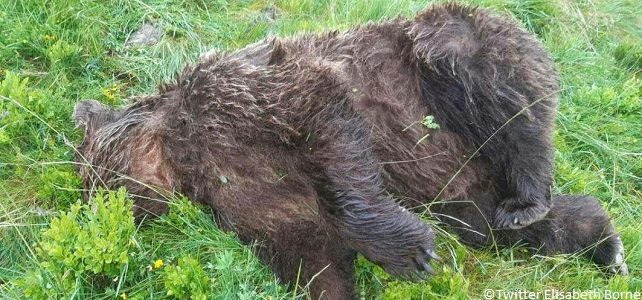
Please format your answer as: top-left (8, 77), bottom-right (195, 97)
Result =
top-left (0, 0), bottom-right (640, 298)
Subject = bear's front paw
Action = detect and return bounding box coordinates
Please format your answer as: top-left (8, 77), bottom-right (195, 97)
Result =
top-left (373, 230), bottom-right (440, 281)
top-left (600, 236), bottom-right (629, 276)
top-left (494, 199), bottom-right (550, 229)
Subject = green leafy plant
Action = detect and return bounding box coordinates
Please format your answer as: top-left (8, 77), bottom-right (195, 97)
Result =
top-left (0, 71), bottom-right (31, 146)
top-left (163, 255), bottom-right (211, 300)
top-left (16, 188), bottom-right (136, 298)
top-left (46, 40), bottom-right (82, 68)
top-left (421, 115), bottom-right (440, 130)
top-left (410, 115), bottom-right (439, 146)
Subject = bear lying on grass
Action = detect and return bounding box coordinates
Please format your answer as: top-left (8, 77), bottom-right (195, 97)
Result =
top-left (73, 3), bottom-right (628, 299)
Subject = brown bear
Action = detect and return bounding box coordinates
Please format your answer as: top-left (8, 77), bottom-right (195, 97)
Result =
top-left (73, 3), bottom-right (628, 299)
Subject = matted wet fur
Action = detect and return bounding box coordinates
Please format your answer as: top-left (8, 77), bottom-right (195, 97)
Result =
top-left (73, 3), bottom-right (628, 299)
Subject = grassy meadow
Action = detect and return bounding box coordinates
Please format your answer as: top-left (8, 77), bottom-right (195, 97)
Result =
top-left (0, 0), bottom-right (640, 298)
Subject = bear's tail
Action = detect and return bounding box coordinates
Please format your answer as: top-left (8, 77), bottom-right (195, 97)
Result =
top-left (407, 3), bottom-right (559, 155)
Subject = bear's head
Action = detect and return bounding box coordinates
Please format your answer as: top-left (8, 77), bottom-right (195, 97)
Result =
top-left (73, 98), bottom-right (176, 220)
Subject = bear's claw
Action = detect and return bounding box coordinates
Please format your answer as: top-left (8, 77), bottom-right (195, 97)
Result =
top-left (374, 232), bottom-right (439, 281)
top-left (494, 200), bottom-right (550, 229)
top-left (607, 237), bottom-right (629, 276)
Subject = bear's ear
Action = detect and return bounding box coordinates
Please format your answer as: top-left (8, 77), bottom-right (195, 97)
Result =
top-left (228, 37), bottom-right (286, 66)
top-left (73, 99), bottom-right (107, 128)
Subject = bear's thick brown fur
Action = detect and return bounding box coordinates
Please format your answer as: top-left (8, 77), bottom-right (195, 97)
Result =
top-left (73, 3), bottom-right (628, 299)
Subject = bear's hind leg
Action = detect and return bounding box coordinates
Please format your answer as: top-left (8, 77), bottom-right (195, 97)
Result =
top-left (428, 190), bottom-right (627, 275)
top-left (497, 195), bottom-right (628, 275)
top-left (410, 3), bottom-right (558, 230)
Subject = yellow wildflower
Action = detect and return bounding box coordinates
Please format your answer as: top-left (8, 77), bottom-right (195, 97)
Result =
top-left (120, 293), bottom-right (127, 300)
top-left (154, 259), bottom-right (164, 269)
top-left (101, 87), bottom-right (117, 103)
